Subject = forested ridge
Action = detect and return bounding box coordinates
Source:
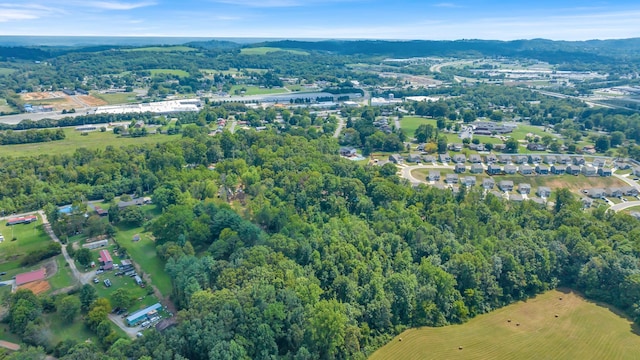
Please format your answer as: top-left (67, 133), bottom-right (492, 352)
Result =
top-left (2, 129), bottom-right (640, 359)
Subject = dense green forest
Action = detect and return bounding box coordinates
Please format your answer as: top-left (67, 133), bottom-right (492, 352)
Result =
top-left (2, 129), bottom-right (640, 359)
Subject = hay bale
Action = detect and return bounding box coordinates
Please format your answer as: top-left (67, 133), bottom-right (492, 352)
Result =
top-left (516, 323), bottom-right (520, 326)
top-left (559, 297), bottom-right (563, 300)
top-left (459, 346), bottom-right (463, 350)
top-left (555, 314), bottom-right (559, 318)
top-left (398, 338), bottom-right (402, 342)
top-left (507, 319), bottom-right (511, 322)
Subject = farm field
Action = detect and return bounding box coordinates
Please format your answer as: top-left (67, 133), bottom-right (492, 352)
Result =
top-left (149, 69), bottom-right (190, 77)
top-left (240, 47), bottom-right (309, 55)
top-left (114, 205), bottom-right (172, 296)
top-left (0, 99), bottom-right (15, 113)
top-left (92, 92), bottom-right (139, 105)
top-left (0, 68), bottom-right (15, 75)
top-left (369, 289), bottom-right (640, 360)
top-left (230, 85), bottom-right (289, 96)
top-left (0, 127), bottom-right (179, 157)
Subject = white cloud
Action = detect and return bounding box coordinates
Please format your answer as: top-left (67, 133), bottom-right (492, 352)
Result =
top-left (214, 0), bottom-right (301, 7)
top-left (81, 1), bottom-right (156, 10)
top-left (0, 3), bottom-right (60, 22)
top-left (433, 2), bottom-right (462, 8)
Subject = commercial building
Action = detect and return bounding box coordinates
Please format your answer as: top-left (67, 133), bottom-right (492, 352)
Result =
top-left (126, 303), bottom-right (162, 326)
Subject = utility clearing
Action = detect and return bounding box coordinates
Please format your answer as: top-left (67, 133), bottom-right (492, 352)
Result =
top-left (369, 289), bottom-right (640, 360)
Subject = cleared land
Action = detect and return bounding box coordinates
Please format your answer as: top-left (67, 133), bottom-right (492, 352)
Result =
top-left (92, 92), bottom-right (139, 105)
top-left (240, 47), bottom-right (309, 56)
top-left (370, 289), bottom-right (640, 360)
top-left (0, 215), bottom-right (50, 276)
top-left (77, 95), bottom-right (107, 107)
top-left (149, 69), bottom-right (190, 77)
top-left (0, 99), bottom-right (14, 113)
top-left (20, 91), bottom-right (106, 110)
top-left (0, 127), bottom-right (179, 157)
top-left (0, 68), bottom-right (16, 75)
top-left (18, 280), bottom-right (50, 295)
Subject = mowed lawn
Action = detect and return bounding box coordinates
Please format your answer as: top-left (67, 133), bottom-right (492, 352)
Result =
top-left (114, 205), bottom-right (172, 296)
top-left (400, 117), bottom-right (437, 137)
top-left (0, 215), bottom-right (50, 275)
top-left (0, 127), bottom-right (179, 157)
top-left (370, 289), bottom-right (640, 360)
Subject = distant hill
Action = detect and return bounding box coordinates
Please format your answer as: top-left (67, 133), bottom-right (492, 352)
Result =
top-left (370, 289), bottom-right (640, 360)
top-left (253, 38), bottom-right (640, 64)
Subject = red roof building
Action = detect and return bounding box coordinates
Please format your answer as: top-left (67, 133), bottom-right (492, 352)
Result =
top-left (99, 249), bottom-right (113, 269)
top-left (7, 215), bottom-right (37, 226)
top-left (15, 268), bottom-right (46, 286)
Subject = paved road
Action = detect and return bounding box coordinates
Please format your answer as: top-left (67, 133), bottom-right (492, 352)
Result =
top-left (0, 110), bottom-right (93, 125)
top-left (398, 163), bottom-right (454, 185)
top-left (229, 119), bottom-right (237, 134)
top-left (609, 201), bottom-right (640, 212)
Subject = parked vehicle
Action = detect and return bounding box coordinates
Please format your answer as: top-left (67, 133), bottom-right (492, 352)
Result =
top-left (93, 278), bottom-right (99, 283)
top-left (104, 279), bottom-right (112, 287)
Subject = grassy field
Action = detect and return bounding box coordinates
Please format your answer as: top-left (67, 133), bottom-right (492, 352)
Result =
top-left (48, 255), bottom-right (76, 290)
top-left (92, 92), bottom-right (139, 105)
top-left (230, 85), bottom-right (289, 96)
top-left (0, 98), bottom-right (15, 113)
top-left (0, 127), bottom-right (180, 157)
top-left (113, 205), bottom-right (172, 296)
top-left (149, 69), bottom-right (190, 77)
top-left (0, 215), bottom-right (50, 275)
top-left (125, 46), bottom-right (197, 52)
top-left (400, 116), bottom-right (437, 136)
top-left (370, 289), bottom-right (640, 360)
top-left (0, 68), bottom-right (15, 75)
top-left (240, 47), bottom-right (309, 55)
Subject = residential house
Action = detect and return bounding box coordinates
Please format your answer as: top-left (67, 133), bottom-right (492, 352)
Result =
top-left (529, 197), bottom-right (546, 206)
top-left (634, 167), bottom-right (640, 177)
top-left (422, 155), bottom-right (436, 163)
top-left (493, 144), bottom-right (506, 151)
top-left (490, 190), bottom-right (504, 198)
top-left (616, 162), bottom-right (631, 170)
top-left (519, 165), bottom-right (534, 175)
top-left (99, 249), bottom-right (113, 270)
top-left (587, 188), bottom-right (606, 199)
top-left (514, 155), bottom-right (528, 164)
top-left (498, 180), bottom-right (514, 192)
top-left (339, 147), bottom-right (357, 157)
top-left (499, 155), bottom-right (512, 164)
top-left (528, 154), bottom-right (542, 164)
top-left (449, 143), bottom-right (463, 152)
top-left (535, 165), bottom-right (549, 175)
top-left (623, 187), bottom-right (639, 196)
top-left (470, 163), bottom-right (484, 174)
top-left (550, 165), bottom-right (565, 175)
top-left (389, 154), bottom-right (403, 164)
top-left (469, 154), bottom-right (482, 163)
top-left (557, 155), bottom-right (571, 164)
top-left (504, 164), bottom-right (517, 175)
top-left (598, 167), bottom-right (613, 177)
top-left (544, 156), bottom-right (557, 165)
top-left (509, 194), bottom-right (524, 202)
top-left (439, 153), bottom-right (451, 163)
top-left (462, 176), bottom-right (477, 187)
top-left (428, 171), bottom-right (441, 181)
top-left (487, 164), bottom-right (502, 175)
top-left (518, 183), bottom-right (531, 194)
top-left (117, 197), bottom-right (151, 209)
top-left (469, 143), bottom-right (485, 151)
top-left (566, 165), bottom-right (581, 176)
top-left (581, 197), bottom-right (593, 209)
top-left (445, 174), bottom-right (459, 184)
top-left (527, 143), bottom-right (546, 151)
top-left (572, 156), bottom-right (586, 165)
top-left (581, 166), bottom-right (597, 177)
top-left (592, 158), bottom-right (605, 168)
top-left (485, 154), bottom-right (498, 164)
top-left (482, 178), bottom-right (495, 190)
top-left (454, 163), bottom-right (466, 173)
top-left (537, 186), bottom-right (552, 198)
top-left (582, 145), bottom-right (596, 154)
top-left (407, 154), bottom-right (422, 163)
top-left (606, 187), bottom-right (623, 198)
top-left (453, 154), bottom-right (467, 164)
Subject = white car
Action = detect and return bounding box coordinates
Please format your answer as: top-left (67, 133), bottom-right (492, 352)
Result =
top-left (96, 269), bottom-right (104, 274)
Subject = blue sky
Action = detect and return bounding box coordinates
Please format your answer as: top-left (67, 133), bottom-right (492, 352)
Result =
top-left (1, 0), bottom-right (639, 40)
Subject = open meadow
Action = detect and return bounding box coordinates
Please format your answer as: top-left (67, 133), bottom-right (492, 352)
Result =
top-left (369, 289), bottom-right (640, 360)
top-left (91, 92), bottom-right (139, 105)
top-left (230, 85), bottom-right (289, 96)
top-left (149, 69), bottom-right (190, 77)
top-left (0, 127), bottom-right (179, 157)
